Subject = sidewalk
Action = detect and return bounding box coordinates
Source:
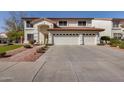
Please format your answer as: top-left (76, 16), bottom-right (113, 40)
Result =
top-left (0, 46), bottom-right (50, 82)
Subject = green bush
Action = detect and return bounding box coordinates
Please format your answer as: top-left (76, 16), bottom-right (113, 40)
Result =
top-left (119, 41), bottom-right (124, 49)
top-left (23, 44), bottom-right (32, 48)
top-left (110, 38), bottom-right (121, 47)
top-left (100, 36), bottom-right (110, 44)
top-left (29, 40), bottom-right (36, 45)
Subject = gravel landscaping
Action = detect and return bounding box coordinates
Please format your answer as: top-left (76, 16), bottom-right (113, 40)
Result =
top-left (0, 46), bottom-right (47, 62)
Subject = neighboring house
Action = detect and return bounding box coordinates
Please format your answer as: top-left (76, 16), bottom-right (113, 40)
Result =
top-left (0, 32), bottom-right (7, 44)
top-left (22, 17), bottom-right (124, 45)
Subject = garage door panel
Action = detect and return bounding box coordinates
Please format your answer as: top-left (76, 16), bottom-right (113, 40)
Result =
top-left (84, 36), bottom-right (96, 45)
top-left (53, 35), bottom-right (79, 45)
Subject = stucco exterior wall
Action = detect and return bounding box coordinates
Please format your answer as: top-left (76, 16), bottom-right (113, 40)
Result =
top-left (33, 21), bottom-right (54, 28)
top-left (92, 20), bottom-right (113, 37)
top-left (24, 20), bottom-right (54, 44)
top-left (24, 28), bottom-right (38, 43)
top-left (55, 19), bottom-right (92, 27)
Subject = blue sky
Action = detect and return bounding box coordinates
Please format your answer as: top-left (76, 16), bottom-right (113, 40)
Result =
top-left (1, 11), bottom-right (124, 32)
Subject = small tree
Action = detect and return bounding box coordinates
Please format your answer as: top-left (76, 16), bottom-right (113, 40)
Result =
top-left (6, 31), bottom-right (24, 43)
top-left (3, 11), bottom-right (26, 43)
top-left (100, 36), bottom-right (110, 44)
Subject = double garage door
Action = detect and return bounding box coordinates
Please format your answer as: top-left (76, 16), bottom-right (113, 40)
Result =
top-left (53, 33), bottom-right (96, 45)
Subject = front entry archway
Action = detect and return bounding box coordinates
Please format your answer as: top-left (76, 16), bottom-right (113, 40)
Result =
top-left (38, 25), bottom-right (49, 44)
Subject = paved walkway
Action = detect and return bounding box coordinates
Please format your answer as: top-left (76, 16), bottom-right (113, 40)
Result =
top-left (0, 45), bottom-right (124, 82)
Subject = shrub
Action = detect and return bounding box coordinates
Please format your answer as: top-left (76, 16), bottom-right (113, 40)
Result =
top-left (100, 36), bottom-right (110, 44)
top-left (36, 47), bottom-right (43, 53)
top-left (23, 44), bottom-right (32, 48)
top-left (7, 41), bottom-right (13, 45)
top-left (110, 43), bottom-right (118, 47)
top-left (120, 24), bottom-right (124, 28)
top-left (119, 41), bottom-right (124, 49)
top-left (36, 47), bottom-right (46, 53)
top-left (97, 41), bottom-right (105, 46)
top-left (110, 38), bottom-right (121, 47)
top-left (46, 44), bottom-right (53, 46)
top-left (0, 52), bottom-right (6, 57)
top-left (29, 40), bottom-right (36, 45)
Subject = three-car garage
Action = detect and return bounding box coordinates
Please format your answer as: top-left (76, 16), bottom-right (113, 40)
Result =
top-left (52, 32), bottom-right (97, 45)
top-left (48, 27), bottom-right (104, 45)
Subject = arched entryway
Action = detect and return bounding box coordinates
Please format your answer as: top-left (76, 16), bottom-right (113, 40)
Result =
top-left (38, 24), bottom-right (49, 45)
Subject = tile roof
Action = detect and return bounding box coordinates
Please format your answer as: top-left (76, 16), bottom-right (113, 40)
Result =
top-left (48, 27), bottom-right (104, 31)
top-left (94, 18), bottom-right (113, 21)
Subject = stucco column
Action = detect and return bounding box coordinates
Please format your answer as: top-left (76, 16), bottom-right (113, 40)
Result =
top-left (96, 33), bottom-right (100, 44)
top-left (48, 33), bottom-right (53, 44)
top-left (79, 34), bottom-right (83, 45)
top-left (24, 31), bottom-right (28, 43)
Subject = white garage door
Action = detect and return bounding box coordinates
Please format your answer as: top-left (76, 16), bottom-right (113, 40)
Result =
top-left (53, 34), bottom-right (79, 45)
top-left (84, 36), bottom-right (96, 45)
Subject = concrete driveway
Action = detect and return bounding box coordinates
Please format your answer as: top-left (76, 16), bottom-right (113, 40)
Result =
top-left (0, 45), bottom-right (124, 82)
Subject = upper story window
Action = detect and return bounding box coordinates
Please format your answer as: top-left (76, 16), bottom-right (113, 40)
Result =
top-left (78, 21), bottom-right (86, 26)
top-left (113, 21), bottom-right (119, 28)
top-left (26, 21), bottom-right (33, 28)
top-left (59, 21), bottom-right (67, 26)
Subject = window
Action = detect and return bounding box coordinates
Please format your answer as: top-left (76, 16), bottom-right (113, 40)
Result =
top-left (78, 21), bottom-right (86, 26)
top-left (59, 21), bottom-right (67, 26)
top-left (27, 34), bottom-right (34, 41)
top-left (113, 21), bottom-right (119, 28)
top-left (26, 21), bottom-right (33, 28)
top-left (113, 33), bottom-right (122, 39)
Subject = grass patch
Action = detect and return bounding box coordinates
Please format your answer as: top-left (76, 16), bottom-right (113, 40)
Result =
top-left (0, 45), bottom-right (23, 53)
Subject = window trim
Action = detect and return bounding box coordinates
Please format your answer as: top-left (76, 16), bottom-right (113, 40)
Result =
top-left (113, 21), bottom-right (120, 28)
top-left (113, 33), bottom-right (122, 39)
top-left (27, 34), bottom-right (34, 41)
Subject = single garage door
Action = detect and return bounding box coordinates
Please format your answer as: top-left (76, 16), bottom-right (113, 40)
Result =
top-left (84, 36), bottom-right (96, 45)
top-left (53, 34), bottom-right (79, 45)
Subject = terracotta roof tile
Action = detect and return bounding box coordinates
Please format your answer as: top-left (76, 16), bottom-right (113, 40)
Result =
top-left (94, 18), bottom-right (113, 21)
top-left (48, 27), bottom-right (104, 31)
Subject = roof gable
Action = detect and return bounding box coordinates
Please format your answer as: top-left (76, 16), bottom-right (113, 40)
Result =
top-left (31, 18), bottom-right (56, 24)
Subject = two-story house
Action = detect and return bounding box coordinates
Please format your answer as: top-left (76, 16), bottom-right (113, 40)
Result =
top-left (22, 17), bottom-right (124, 45)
